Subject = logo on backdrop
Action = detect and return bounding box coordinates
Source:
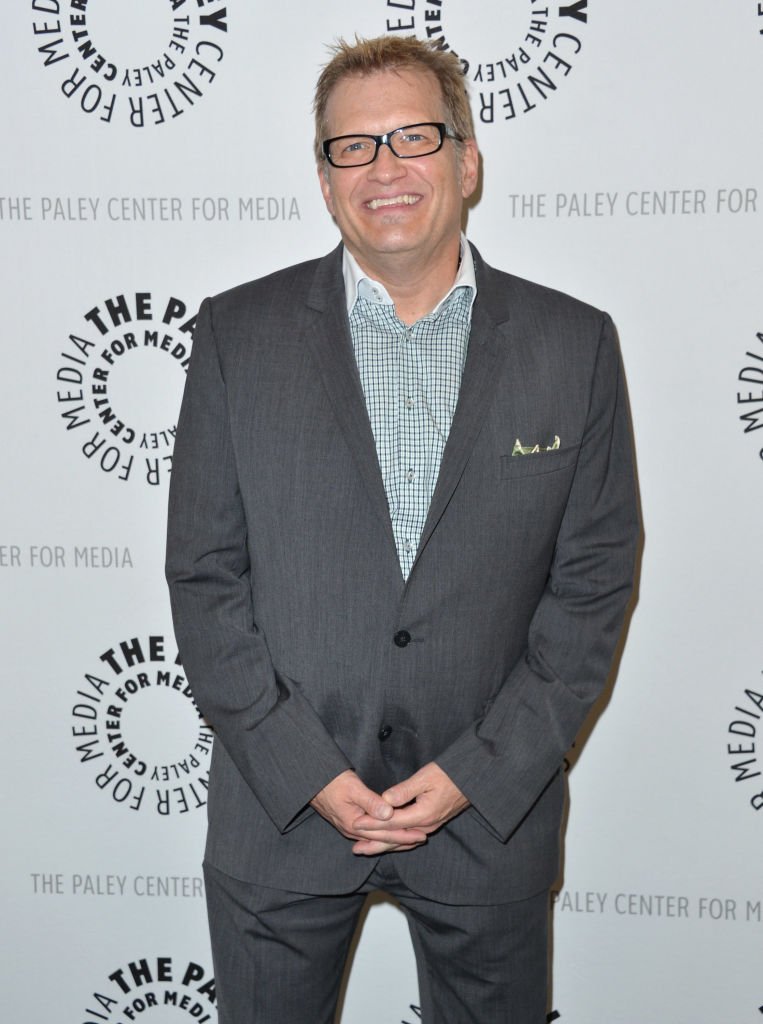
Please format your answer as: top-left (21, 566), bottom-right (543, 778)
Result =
top-left (32, 0), bottom-right (228, 127)
top-left (82, 955), bottom-right (216, 1022)
top-left (382, 0), bottom-right (589, 124)
top-left (71, 633), bottom-right (213, 815)
top-left (726, 679), bottom-right (763, 814)
top-left (55, 290), bottom-right (194, 487)
top-left (736, 330), bottom-right (763, 467)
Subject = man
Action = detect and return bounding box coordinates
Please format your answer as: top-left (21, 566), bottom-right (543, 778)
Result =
top-left (166, 34), bottom-right (638, 1024)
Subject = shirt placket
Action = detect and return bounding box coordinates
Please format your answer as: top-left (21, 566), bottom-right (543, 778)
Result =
top-left (397, 323), bottom-right (430, 578)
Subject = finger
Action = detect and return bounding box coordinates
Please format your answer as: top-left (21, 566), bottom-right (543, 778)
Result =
top-left (351, 825), bottom-right (428, 845)
top-left (365, 803), bottom-right (438, 831)
top-left (381, 775), bottom-right (423, 808)
top-left (349, 782), bottom-right (394, 821)
top-left (352, 837), bottom-right (427, 855)
top-left (352, 808), bottom-right (431, 831)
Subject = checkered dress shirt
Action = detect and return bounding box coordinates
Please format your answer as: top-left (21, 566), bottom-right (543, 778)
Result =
top-left (347, 268), bottom-right (474, 579)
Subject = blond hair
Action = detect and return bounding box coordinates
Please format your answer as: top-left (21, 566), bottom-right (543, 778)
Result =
top-left (313, 35), bottom-right (474, 163)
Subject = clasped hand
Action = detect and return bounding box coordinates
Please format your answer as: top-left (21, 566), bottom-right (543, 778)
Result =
top-left (310, 763), bottom-right (469, 855)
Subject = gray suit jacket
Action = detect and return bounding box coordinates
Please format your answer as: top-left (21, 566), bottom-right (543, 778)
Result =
top-left (166, 244), bottom-right (638, 904)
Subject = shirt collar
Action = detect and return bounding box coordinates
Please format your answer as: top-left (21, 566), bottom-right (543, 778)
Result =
top-left (343, 235), bottom-right (477, 319)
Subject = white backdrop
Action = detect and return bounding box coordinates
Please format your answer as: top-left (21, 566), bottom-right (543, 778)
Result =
top-left (2, 3), bottom-right (762, 1022)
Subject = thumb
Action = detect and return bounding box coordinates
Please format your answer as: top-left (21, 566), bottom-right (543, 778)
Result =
top-left (356, 784), bottom-right (393, 820)
top-left (382, 776), bottom-right (419, 808)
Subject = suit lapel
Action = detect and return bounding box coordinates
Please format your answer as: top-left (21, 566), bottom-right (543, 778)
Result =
top-left (301, 247), bottom-right (400, 560)
top-left (408, 249), bottom-right (514, 577)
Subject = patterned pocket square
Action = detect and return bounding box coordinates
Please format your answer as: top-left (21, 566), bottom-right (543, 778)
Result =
top-left (512, 435), bottom-right (560, 456)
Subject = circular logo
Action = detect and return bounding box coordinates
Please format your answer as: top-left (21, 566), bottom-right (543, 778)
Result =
top-left (82, 955), bottom-right (216, 1022)
top-left (32, 0), bottom-right (229, 127)
top-left (71, 633), bottom-right (213, 815)
top-left (55, 290), bottom-right (195, 487)
top-left (381, 0), bottom-right (590, 124)
top-left (736, 329), bottom-right (763, 467)
top-left (726, 680), bottom-right (763, 814)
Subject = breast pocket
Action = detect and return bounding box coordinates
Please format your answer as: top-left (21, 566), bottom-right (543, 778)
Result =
top-left (500, 445), bottom-right (579, 479)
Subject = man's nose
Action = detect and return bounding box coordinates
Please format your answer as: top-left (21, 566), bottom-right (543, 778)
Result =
top-left (368, 142), bottom-right (406, 179)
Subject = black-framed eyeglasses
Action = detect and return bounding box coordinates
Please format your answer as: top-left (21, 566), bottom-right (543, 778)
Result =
top-left (322, 122), bottom-right (460, 168)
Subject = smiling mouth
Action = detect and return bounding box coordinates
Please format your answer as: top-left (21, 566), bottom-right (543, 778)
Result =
top-left (365, 194), bottom-right (421, 211)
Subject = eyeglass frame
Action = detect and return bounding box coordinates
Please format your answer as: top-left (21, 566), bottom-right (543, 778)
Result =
top-left (321, 122), bottom-right (462, 168)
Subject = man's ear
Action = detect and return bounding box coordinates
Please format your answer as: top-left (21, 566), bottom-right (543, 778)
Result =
top-left (459, 138), bottom-right (479, 201)
top-left (318, 163), bottom-right (334, 215)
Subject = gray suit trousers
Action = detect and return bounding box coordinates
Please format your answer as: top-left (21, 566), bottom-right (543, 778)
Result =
top-left (204, 859), bottom-right (549, 1023)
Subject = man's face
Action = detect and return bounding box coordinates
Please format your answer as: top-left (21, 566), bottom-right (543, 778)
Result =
top-left (318, 68), bottom-right (478, 274)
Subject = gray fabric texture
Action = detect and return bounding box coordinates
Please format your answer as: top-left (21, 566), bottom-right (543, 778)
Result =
top-left (204, 860), bottom-right (549, 1024)
top-left (166, 243), bottom-right (639, 904)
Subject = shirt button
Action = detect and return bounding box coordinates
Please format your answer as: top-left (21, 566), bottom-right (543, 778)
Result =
top-left (378, 725), bottom-right (393, 741)
top-left (393, 630), bottom-right (411, 648)
top-left (405, 397), bottom-right (414, 409)
top-left (403, 540), bottom-right (412, 553)
top-left (406, 469), bottom-right (415, 483)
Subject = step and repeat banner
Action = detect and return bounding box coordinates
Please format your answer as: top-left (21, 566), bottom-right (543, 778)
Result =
top-left (2, 3), bottom-right (761, 1022)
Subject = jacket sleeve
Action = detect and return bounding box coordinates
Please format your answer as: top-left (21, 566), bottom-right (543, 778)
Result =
top-left (165, 298), bottom-right (351, 833)
top-left (436, 313), bottom-right (639, 841)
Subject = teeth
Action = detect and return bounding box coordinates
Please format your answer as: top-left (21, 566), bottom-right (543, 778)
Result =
top-left (367, 195), bottom-right (420, 210)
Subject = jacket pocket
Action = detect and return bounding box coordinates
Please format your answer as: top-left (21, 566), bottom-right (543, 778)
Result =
top-left (500, 444), bottom-right (579, 480)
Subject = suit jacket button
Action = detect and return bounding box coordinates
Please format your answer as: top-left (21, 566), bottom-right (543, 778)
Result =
top-left (393, 629), bottom-right (411, 648)
top-left (378, 725), bottom-right (393, 741)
